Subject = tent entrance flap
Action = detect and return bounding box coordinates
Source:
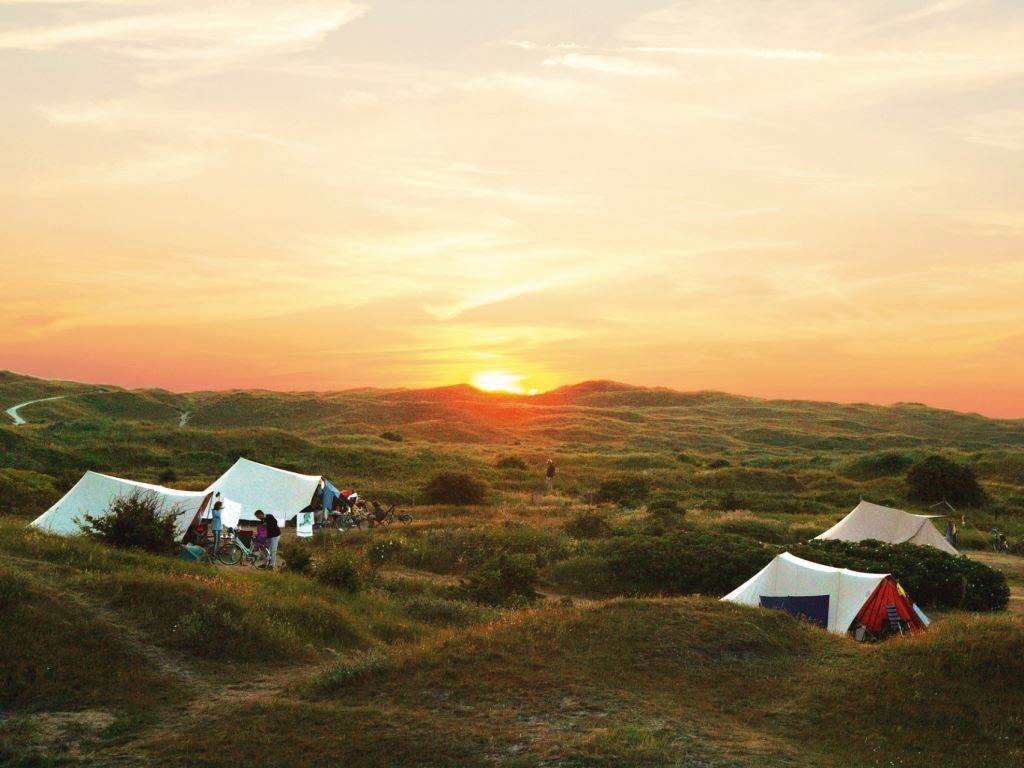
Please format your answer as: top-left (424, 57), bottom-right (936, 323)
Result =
top-left (759, 595), bottom-right (830, 628)
top-left (855, 577), bottom-right (927, 634)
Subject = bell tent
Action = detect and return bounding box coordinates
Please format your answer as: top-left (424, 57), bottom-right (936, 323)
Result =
top-left (30, 471), bottom-right (210, 540)
top-left (722, 551), bottom-right (927, 635)
top-left (205, 457), bottom-right (323, 523)
top-left (815, 500), bottom-right (958, 555)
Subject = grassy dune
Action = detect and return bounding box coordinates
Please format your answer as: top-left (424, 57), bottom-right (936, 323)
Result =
top-left (4, 371), bottom-right (1024, 765)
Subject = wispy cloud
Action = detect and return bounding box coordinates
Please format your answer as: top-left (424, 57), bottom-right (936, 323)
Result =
top-left (542, 52), bottom-right (674, 77)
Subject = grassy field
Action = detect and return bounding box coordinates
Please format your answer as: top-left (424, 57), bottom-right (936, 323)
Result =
top-left (3, 370), bottom-right (1024, 766)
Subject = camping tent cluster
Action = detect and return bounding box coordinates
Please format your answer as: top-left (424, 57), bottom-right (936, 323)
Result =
top-left (815, 500), bottom-right (959, 555)
top-left (30, 457), bottom-right (330, 539)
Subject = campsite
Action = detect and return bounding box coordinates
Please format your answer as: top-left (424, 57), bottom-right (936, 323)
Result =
top-left (2, 370), bottom-right (1024, 767)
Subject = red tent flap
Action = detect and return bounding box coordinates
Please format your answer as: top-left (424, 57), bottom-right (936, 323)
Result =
top-left (855, 576), bottom-right (926, 634)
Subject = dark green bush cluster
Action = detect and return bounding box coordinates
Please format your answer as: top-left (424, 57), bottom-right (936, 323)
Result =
top-left (592, 474), bottom-right (652, 507)
top-left (906, 455), bottom-right (985, 507)
top-left (563, 511), bottom-right (613, 539)
top-left (280, 542), bottom-right (312, 574)
top-left (379, 431), bottom-right (404, 442)
top-left (420, 471), bottom-right (487, 505)
top-left (842, 452), bottom-right (914, 480)
top-left (157, 468), bottom-right (178, 484)
top-left (707, 458), bottom-right (731, 469)
top-left (0, 468), bottom-right (60, 517)
top-left (460, 552), bottom-right (540, 607)
top-left (79, 491), bottom-right (179, 554)
top-left (789, 540), bottom-right (1008, 612)
top-left (549, 528), bottom-right (774, 598)
top-left (396, 525), bottom-right (572, 574)
top-left (313, 550), bottom-right (366, 592)
top-left (646, 493), bottom-right (685, 523)
top-left (495, 455), bottom-right (528, 470)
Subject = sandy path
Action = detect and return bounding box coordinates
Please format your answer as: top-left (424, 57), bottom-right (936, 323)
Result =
top-left (5, 395), bottom-right (68, 425)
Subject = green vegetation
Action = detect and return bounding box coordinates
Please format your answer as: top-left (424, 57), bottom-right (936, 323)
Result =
top-left (907, 454), bottom-right (987, 507)
top-left (79, 491), bottom-right (180, 554)
top-left (4, 370), bottom-right (1024, 766)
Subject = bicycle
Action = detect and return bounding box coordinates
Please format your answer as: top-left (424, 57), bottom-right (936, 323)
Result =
top-left (193, 526), bottom-right (242, 565)
top-left (232, 532), bottom-right (272, 569)
top-left (368, 502), bottom-right (413, 528)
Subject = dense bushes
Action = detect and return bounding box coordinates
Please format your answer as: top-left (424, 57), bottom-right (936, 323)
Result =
top-left (592, 474), bottom-right (652, 506)
top-left (495, 455), bottom-right (528, 470)
top-left (646, 493), bottom-right (685, 523)
top-left (420, 471), bottom-right (487, 505)
top-left (549, 528), bottom-right (773, 598)
top-left (0, 468), bottom-right (60, 517)
top-left (563, 511), bottom-right (613, 539)
top-left (842, 452), bottom-right (914, 480)
top-left (790, 540), bottom-right (1008, 612)
top-left (313, 550), bottom-right (366, 592)
top-left (906, 456), bottom-right (985, 507)
top-left (280, 542), bottom-right (312, 574)
top-left (379, 431), bottom-right (404, 442)
top-left (460, 552), bottom-right (539, 606)
top-left (390, 525), bottom-right (573, 574)
top-left (79, 491), bottom-right (178, 554)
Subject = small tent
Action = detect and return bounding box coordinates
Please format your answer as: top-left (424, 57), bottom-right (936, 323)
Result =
top-left (205, 457), bottom-right (322, 523)
top-left (31, 471), bottom-right (210, 540)
top-left (815, 500), bottom-right (958, 555)
top-left (722, 551), bottom-right (926, 635)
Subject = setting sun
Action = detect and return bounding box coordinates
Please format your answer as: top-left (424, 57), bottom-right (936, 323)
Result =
top-left (471, 371), bottom-right (526, 394)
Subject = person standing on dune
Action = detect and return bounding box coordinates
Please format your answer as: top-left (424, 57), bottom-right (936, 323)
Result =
top-left (545, 459), bottom-right (557, 494)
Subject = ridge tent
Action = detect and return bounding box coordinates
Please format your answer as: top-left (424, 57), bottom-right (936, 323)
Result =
top-left (722, 551), bottom-right (927, 635)
top-left (815, 500), bottom-right (958, 555)
top-left (205, 457), bottom-right (323, 523)
top-left (30, 471), bottom-right (210, 540)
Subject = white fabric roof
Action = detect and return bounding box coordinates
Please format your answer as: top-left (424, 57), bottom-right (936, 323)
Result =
top-left (205, 457), bottom-right (321, 522)
top-left (815, 500), bottom-right (958, 555)
top-left (722, 552), bottom-right (887, 634)
top-left (31, 471), bottom-right (209, 540)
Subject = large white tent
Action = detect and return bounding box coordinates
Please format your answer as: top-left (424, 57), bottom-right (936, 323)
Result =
top-left (722, 552), bottom-right (889, 634)
top-left (205, 457), bottom-right (322, 523)
top-left (815, 500), bottom-right (958, 555)
top-left (31, 471), bottom-right (210, 540)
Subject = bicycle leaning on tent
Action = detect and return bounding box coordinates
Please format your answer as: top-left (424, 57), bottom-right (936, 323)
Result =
top-left (215, 528), bottom-right (272, 568)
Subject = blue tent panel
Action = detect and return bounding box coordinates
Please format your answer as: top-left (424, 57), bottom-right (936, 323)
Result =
top-left (759, 594), bottom-right (830, 629)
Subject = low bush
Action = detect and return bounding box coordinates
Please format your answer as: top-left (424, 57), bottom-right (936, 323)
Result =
top-left (646, 493), bottom-right (685, 523)
top-left (842, 452), bottom-right (914, 480)
top-left (495, 455), bottom-right (528, 470)
top-left (379, 431), bottom-right (404, 442)
top-left (675, 452), bottom-right (700, 465)
top-left (0, 468), bottom-right (60, 517)
top-left (79, 491), bottom-right (179, 554)
top-left (593, 474), bottom-right (652, 507)
top-left (367, 536), bottom-right (407, 567)
top-left (790, 540), bottom-right (1008, 611)
top-left (564, 511), bottom-right (613, 539)
top-left (314, 551), bottom-right (367, 592)
top-left (906, 455), bottom-right (985, 507)
top-left (707, 459), bottom-right (731, 469)
top-left (420, 472), bottom-right (487, 505)
top-left (157, 468), bottom-right (178, 484)
top-left (460, 552), bottom-right (540, 607)
top-left (403, 595), bottom-right (490, 627)
top-left (548, 528), bottom-right (773, 598)
top-left (280, 542), bottom-right (312, 574)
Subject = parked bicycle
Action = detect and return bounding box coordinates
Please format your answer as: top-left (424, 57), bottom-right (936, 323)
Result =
top-left (368, 501), bottom-right (413, 528)
top-left (991, 529), bottom-right (1010, 553)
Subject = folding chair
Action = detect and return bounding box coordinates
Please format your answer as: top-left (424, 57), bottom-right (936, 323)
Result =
top-left (885, 604), bottom-right (909, 635)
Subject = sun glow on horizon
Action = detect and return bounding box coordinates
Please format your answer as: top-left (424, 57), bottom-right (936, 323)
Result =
top-left (471, 371), bottom-right (527, 394)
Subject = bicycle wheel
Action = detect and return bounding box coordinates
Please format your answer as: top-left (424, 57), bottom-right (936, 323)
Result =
top-left (217, 542), bottom-right (243, 566)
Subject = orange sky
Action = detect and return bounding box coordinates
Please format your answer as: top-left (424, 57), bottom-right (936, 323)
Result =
top-left (1, 1), bottom-right (1023, 417)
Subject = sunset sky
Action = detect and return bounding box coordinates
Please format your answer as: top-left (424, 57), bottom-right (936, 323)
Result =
top-left (1, 1), bottom-right (1023, 416)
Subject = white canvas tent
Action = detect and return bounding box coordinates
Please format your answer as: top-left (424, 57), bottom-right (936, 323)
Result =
top-left (815, 500), bottom-right (958, 555)
top-left (31, 471), bottom-right (210, 540)
top-left (205, 457), bottom-right (322, 523)
top-left (722, 552), bottom-right (888, 634)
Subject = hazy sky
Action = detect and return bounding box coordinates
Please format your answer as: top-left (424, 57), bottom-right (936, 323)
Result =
top-left (1, 1), bottom-right (1023, 416)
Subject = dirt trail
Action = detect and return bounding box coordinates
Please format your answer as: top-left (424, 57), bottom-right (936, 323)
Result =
top-left (968, 550), bottom-right (1024, 614)
top-left (5, 395), bottom-right (68, 425)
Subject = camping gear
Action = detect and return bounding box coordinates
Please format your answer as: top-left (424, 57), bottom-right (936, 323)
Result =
top-left (205, 457), bottom-right (324, 523)
top-left (815, 500), bottom-right (959, 555)
top-left (722, 551), bottom-right (927, 637)
top-left (31, 471), bottom-right (211, 541)
top-left (179, 544), bottom-right (206, 562)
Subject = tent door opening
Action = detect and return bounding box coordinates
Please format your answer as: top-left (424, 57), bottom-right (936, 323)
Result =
top-left (759, 595), bottom-right (830, 628)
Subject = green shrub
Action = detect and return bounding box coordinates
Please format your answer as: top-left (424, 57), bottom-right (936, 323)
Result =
top-left (790, 540), bottom-right (1008, 612)
top-left (460, 552), bottom-right (540, 606)
top-left (646, 493), bottom-right (685, 523)
top-left (280, 542), bottom-right (312, 574)
top-left (906, 456), bottom-right (985, 507)
top-left (712, 517), bottom-right (796, 544)
top-left (403, 595), bottom-right (489, 626)
top-left (842, 452), bottom-right (914, 480)
top-left (708, 459), bottom-right (731, 469)
top-left (379, 431), bottom-right (404, 442)
top-left (157, 468), bottom-right (178, 484)
top-left (548, 528), bottom-right (773, 598)
top-left (675, 453), bottom-right (700, 465)
top-left (79, 491), bottom-right (179, 554)
top-left (314, 551), bottom-right (366, 592)
top-left (420, 472), bottom-right (487, 505)
top-left (367, 536), bottom-right (407, 567)
top-left (495, 455), bottom-right (528, 470)
top-left (564, 511), bottom-right (613, 539)
top-left (593, 474), bottom-right (652, 507)
top-left (0, 469), bottom-right (60, 517)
